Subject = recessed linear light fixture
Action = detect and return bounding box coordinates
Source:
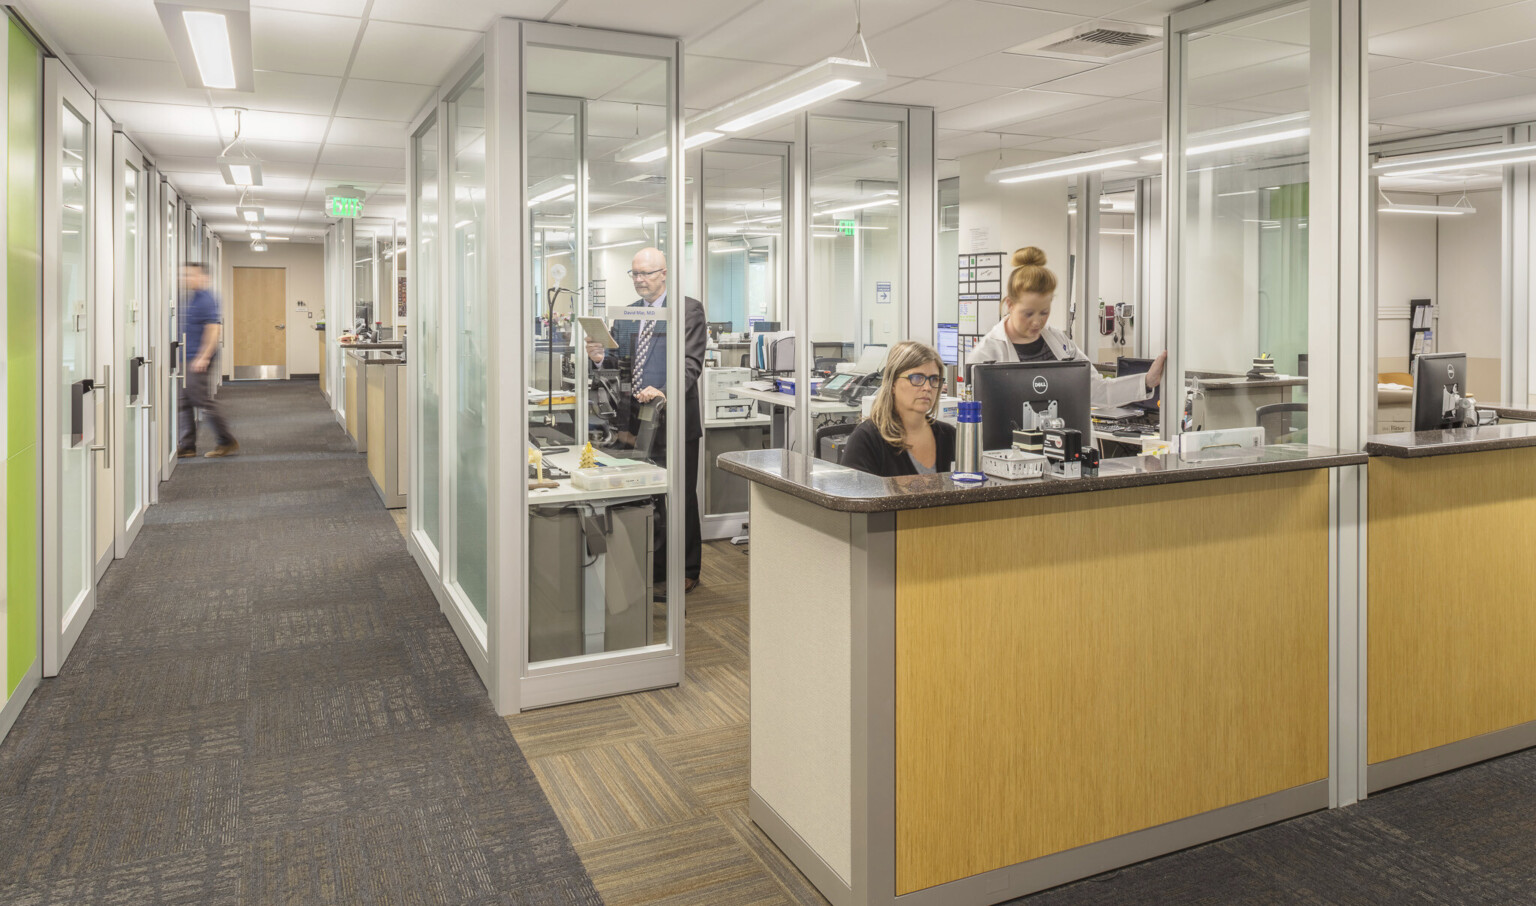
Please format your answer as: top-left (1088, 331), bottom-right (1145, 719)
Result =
top-left (1373, 141), bottom-right (1536, 176)
top-left (236, 204), bottom-right (263, 223)
top-left (527, 183), bottom-right (575, 207)
top-left (617, 6), bottom-right (885, 164)
top-left (156, 0), bottom-right (254, 91)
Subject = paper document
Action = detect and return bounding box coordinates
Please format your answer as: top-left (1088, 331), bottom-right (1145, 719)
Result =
top-left (578, 316), bottom-right (618, 349)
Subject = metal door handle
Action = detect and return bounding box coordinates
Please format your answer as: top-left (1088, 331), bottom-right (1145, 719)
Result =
top-left (91, 365), bottom-right (111, 469)
top-left (275, 324), bottom-right (285, 330)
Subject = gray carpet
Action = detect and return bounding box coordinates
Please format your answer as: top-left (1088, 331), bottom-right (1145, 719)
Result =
top-left (0, 380), bottom-right (603, 906)
top-left (1016, 743), bottom-right (1536, 903)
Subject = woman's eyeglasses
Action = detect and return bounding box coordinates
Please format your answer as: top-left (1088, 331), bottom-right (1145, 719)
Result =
top-left (901, 373), bottom-right (943, 389)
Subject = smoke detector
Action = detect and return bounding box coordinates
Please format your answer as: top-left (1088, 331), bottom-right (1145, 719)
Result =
top-left (1007, 20), bottom-right (1161, 63)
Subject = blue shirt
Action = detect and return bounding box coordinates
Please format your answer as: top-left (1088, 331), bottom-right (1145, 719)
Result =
top-left (182, 288), bottom-right (220, 359)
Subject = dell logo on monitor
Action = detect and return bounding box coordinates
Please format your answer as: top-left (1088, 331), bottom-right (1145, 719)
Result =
top-left (1447, 364), bottom-right (1456, 379)
top-left (1032, 375), bottom-right (1049, 394)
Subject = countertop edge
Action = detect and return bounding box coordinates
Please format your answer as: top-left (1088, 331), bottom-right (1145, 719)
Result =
top-left (1366, 433), bottom-right (1536, 458)
top-left (718, 451), bottom-right (1367, 513)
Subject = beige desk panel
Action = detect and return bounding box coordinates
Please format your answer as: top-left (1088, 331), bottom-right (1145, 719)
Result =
top-left (366, 364), bottom-right (387, 488)
top-left (1368, 449), bottom-right (1536, 764)
top-left (894, 471), bottom-right (1330, 894)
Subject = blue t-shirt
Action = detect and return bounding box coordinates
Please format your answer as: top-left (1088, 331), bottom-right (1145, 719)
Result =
top-left (182, 288), bottom-right (220, 358)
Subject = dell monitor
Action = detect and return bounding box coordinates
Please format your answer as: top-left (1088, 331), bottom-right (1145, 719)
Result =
top-left (1115, 357), bottom-right (1160, 413)
top-left (1411, 352), bottom-right (1473, 432)
top-left (749, 320), bottom-right (780, 333)
top-left (971, 360), bottom-right (1094, 451)
top-left (707, 320), bottom-right (733, 341)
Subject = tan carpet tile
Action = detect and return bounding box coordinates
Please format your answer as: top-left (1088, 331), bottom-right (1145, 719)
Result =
top-left (649, 724), bottom-right (750, 811)
top-left (575, 815), bottom-right (793, 906)
top-left (507, 697), bottom-right (652, 759)
top-left (529, 741), bottom-right (706, 845)
top-left (621, 663), bottom-right (751, 737)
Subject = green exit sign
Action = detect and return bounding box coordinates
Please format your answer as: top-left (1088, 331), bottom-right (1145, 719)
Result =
top-left (328, 196), bottom-right (363, 218)
top-left (838, 219), bottom-right (855, 236)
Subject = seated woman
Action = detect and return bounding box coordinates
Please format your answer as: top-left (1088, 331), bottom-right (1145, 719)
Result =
top-left (971, 246), bottom-right (1165, 407)
top-left (839, 340), bottom-right (956, 478)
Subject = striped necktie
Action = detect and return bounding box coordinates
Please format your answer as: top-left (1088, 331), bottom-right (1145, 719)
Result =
top-left (633, 318), bottom-right (655, 391)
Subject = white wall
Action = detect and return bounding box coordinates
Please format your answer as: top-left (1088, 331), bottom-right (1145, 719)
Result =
top-left (1374, 192), bottom-right (1438, 368)
top-left (220, 241), bottom-right (326, 376)
top-left (957, 149), bottom-right (1068, 332)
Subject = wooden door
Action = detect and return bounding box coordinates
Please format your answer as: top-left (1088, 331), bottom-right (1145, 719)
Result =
top-left (233, 266), bottom-right (286, 377)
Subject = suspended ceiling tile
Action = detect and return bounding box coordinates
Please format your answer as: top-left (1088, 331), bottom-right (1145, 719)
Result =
top-left (336, 79), bottom-right (436, 122)
top-left (549, 0), bottom-right (756, 42)
top-left (211, 72), bottom-right (344, 118)
top-left (1011, 96), bottom-right (1161, 138)
top-left (313, 164), bottom-right (405, 184)
top-left (864, 79), bottom-right (1014, 111)
top-left (928, 53), bottom-right (1097, 90)
top-left (1185, 53), bottom-right (1310, 107)
top-left (251, 0), bottom-right (368, 15)
top-left (98, 100), bottom-right (221, 138)
top-left (320, 143), bottom-right (407, 169)
top-left (126, 132), bottom-right (224, 160)
top-left (250, 8), bottom-right (363, 79)
top-left (1370, 2), bottom-right (1536, 60)
top-left (73, 56), bottom-right (210, 107)
top-left (689, 0), bottom-right (942, 67)
top-left (1227, 8), bottom-right (1311, 46)
top-left (18, 0), bottom-right (176, 64)
top-left (1375, 90), bottom-right (1536, 132)
top-left (152, 154), bottom-right (223, 174)
top-left (1018, 136), bottom-right (1117, 153)
top-left (936, 88), bottom-right (1084, 132)
top-left (1370, 61), bottom-right (1494, 97)
top-left (1186, 35), bottom-right (1308, 80)
top-left (1024, 49), bottom-right (1161, 98)
top-left (867, 2), bottom-right (1086, 79)
top-left (370, 0), bottom-right (556, 30)
top-left (327, 117), bottom-right (412, 148)
top-left (241, 138), bottom-right (324, 164)
top-left (1432, 36), bottom-right (1536, 74)
top-left (1110, 0), bottom-right (1210, 26)
top-left (350, 21), bottom-right (483, 85)
top-left (936, 130), bottom-right (1021, 159)
top-left (985, 0), bottom-right (1126, 15)
top-left (1369, 74), bottom-right (1536, 120)
top-left (682, 56), bottom-right (798, 111)
top-left (1366, 0), bottom-right (1531, 39)
top-left (217, 108), bottom-right (333, 145)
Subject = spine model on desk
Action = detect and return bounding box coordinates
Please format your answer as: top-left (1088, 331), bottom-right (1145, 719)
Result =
top-left (580, 442), bottom-right (596, 469)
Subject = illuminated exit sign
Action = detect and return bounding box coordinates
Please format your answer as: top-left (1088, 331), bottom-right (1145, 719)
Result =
top-left (838, 219), bottom-right (855, 236)
top-left (328, 196), bottom-right (363, 218)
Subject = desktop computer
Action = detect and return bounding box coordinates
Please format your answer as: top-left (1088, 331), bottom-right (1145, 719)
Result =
top-left (1411, 352), bottom-right (1474, 432)
top-left (971, 360), bottom-right (1094, 451)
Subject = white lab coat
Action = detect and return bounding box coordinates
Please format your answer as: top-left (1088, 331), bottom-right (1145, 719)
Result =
top-left (969, 319), bottom-right (1153, 409)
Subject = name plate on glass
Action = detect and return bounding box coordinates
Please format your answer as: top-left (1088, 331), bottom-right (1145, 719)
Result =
top-left (617, 305), bottom-right (666, 321)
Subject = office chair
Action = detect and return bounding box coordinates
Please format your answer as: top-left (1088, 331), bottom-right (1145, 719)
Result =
top-left (1255, 402), bottom-right (1308, 444)
top-left (814, 356), bottom-right (847, 376)
top-left (813, 422), bottom-right (857, 463)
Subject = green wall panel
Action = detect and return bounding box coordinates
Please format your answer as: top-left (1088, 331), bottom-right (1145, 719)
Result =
top-left (7, 20), bottom-right (40, 697)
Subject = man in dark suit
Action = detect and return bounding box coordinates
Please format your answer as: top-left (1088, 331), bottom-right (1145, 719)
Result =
top-left (586, 247), bottom-right (706, 592)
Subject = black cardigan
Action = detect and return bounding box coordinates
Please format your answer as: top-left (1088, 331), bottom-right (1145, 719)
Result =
top-left (837, 418), bottom-right (956, 478)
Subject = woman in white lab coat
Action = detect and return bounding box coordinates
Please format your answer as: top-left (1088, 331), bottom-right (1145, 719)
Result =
top-left (969, 247), bottom-right (1166, 409)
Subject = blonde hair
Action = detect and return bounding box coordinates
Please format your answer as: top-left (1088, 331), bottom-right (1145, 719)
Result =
top-left (1007, 246), bottom-right (1056, 303)
top-left (869, 340), bottom-right (943, 450)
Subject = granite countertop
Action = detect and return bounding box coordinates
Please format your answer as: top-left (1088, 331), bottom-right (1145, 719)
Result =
top-left (1195, 375), bottom-right (1308, 390)
top-left (1366, 422), bottom-right (1536, 458)
top-left (1476, 402), bottom-right (1536, 421)
top-left (718, 446), bottom-right (1366, 513)
top-left (345, 342), bottom-right (405, 350)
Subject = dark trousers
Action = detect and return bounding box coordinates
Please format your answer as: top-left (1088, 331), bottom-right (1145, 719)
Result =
top-left (177, 357), bottom-right (235, 452)
top-left (654, 435), bottom-right (702, 582)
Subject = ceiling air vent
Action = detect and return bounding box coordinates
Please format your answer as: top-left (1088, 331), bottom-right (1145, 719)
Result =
top-left (1007, 21), bottom-right (1161, 63)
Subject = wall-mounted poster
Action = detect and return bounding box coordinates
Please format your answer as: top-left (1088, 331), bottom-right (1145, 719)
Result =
top-left (398, 275), bottom-right (407, 317)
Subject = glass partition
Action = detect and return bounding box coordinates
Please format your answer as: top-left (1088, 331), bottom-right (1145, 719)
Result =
top-left (1177, 2), bottom-right (1313, 442)
top-left (521, 36), bottom-right (679, 680)
top-left (413, 116), bottom-right (442, 561)
top-left (449, 70), bottom-right (489, 622)
top-left (57, 96), bottom-right (92, 625)
top-left (353, 230), bottom-right (376, 330)
top-left (809, 115), bottom-right (903, 364)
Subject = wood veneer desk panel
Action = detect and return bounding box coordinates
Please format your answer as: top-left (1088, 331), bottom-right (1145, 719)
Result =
top-left (894, 470), bottom-right (1330, 894)
top-left (1367, 446), bottom-right (1536, 782)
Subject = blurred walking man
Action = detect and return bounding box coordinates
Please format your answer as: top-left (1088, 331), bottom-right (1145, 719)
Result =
top-left (177, 263), bottom-right (239, 458)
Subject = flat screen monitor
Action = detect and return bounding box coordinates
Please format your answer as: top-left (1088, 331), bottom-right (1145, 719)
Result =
top-left (971, 360), bottom-right (1094, 451)
top-left (1411, 352), bottom-right (1469, 432)
top-left (749, 320), bottom-right (780, 332)
top-left (707, 320), bottom-right (733, 341)
top-left (936, 323), bottom-right (959, 366)
top-left (1115, 357), bottom-right (1160, 413)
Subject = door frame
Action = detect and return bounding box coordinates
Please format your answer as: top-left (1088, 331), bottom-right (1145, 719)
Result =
top-left (113, 131), bottom-right (149, 553)
top-left (41, 58), bottom-right (97, 676)
top-left (230, 264), bottom-right (289, 380)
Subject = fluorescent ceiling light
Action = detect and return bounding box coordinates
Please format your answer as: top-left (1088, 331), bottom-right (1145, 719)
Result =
top-left (590, 240), bottom-right (645, 251)
top-left (251, 241), bottom-right (267, 252)
top-left (527, 183), bottom-right (575, 207)
top-left (155, 1), bottom-right (255, 92)
top-left (1374, 141), bottom-right (1536, 175)
top-left (998, 158), bottom-right (1138, 184)
top-left (711, 246), bottom-right (747, 254)
top-left (217, 155), bottom-right (261, 186)
top-left (1141, 127), bottom-right (1310, 161)
top-left (1099, 228), bottom-right (1135, 235)
top-left (237, 204), bottom-right (263, 222)
top-left (625, 131), bottom-right (725, 164)
top-left (1379, 203), bottom-right (1475, 216)
top-left (720, 79), bottom-right (858, 132)
top-left (818, 198), bottom-right (899, 215)
top-left (248, 230), bottom-right (264, 240)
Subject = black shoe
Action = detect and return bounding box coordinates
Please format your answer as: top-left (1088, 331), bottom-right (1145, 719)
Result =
top-left (177, 448), bottom-right (196, 458)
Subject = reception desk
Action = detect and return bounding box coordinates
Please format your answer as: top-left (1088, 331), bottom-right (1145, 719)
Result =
top-left (344, 348), bottom-right (367, 453)
top-left (719, 445), bottom-right (1364, 906)
top-left (317, 325), bottom-right (328, 400)
top-left (1365, 422), bottom-right (1536, 792)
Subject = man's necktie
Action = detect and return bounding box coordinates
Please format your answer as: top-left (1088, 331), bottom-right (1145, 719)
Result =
top-left (633, 318), bottom-right (655, 392)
